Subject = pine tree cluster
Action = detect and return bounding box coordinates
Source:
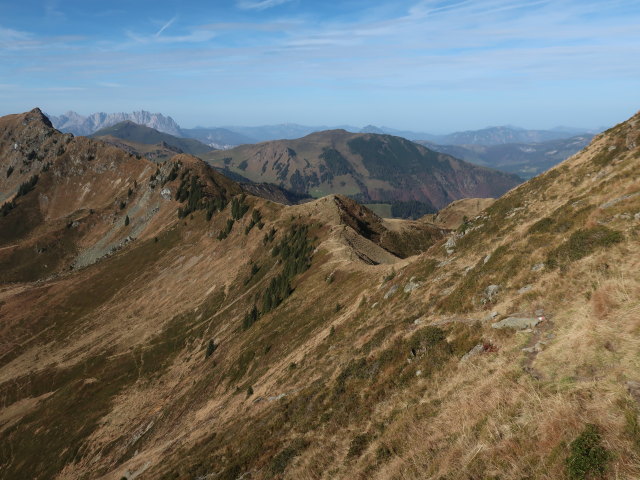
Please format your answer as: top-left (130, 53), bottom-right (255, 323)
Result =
top-left (231, 194), bottom-right (250, 220)
top-left (175, 173), bottom-right (227, 220)
top-left (217, 218), bottom-right (235, 240)
top-left (241, 223), bottom-right (314, 329)
top-left (0, 200), bottom-right (15, 217)
top-left (16, 175), bottom-right (39, 197)
top-left (244, 208), bottom-right (263, 234)
top-left (263, 226), bottom-right (276, 245)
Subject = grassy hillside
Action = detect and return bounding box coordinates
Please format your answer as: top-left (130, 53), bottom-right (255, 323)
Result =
top-left (1, 108), bottom-right (640, 480)
top-left (204, 130), bottom-right (521, 218)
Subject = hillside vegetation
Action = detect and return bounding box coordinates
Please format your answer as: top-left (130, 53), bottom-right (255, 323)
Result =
top-left (0, 108), bottom-right (639, 480)
top-left (204, 129), bottom-right (521, 218)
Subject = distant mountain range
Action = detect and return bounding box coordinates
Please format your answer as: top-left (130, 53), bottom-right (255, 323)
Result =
top-left (48, 110), bottom-right (600, 148)
top-left (419, 135), bottom-right (593, 179)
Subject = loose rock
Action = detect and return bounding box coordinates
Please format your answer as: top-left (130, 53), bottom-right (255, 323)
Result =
top-left (404, 277), bottom-right (421, 293)
top-left (518, 285), bottom-right (533, 294)
top-left (483, 311), bottom-right (499, 322)
top-left (484, 284), bottom-right (500, 303)
top-left (492, 316), bottom-right (541, 330)
top-left (461, 343), bottom-right (484, 362)
top-left (384, 285), bottom-right (398, 299)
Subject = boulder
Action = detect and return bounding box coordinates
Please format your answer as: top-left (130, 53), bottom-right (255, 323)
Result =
top-left (483, 311), bottom-right (499, 322)
top-left (404, 277), bottom-right (421, 293)
top-left (522, 341), bottom-right (546, 353)
top-left (492, 316), bottom-right (541, 330)
top-left (383, 285), bottom-right (398, 299)
top-left (461, 343), bottom-right (484, 362)
top-left (518, 285), bottom-right (533, 294)
top-left (484, 284), bottom-right (500, 302)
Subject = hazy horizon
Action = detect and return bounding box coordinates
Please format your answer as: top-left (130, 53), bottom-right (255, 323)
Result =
top-left (2, 1), bottom-right (640, 132)
top-left (44, 108), bottom-right (606, 135)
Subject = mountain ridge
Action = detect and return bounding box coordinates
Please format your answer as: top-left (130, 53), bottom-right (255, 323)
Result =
top-left (204, 128), bottom-right (522, 216)
top-left (91, 120), bottom-right (213, 157)
top-left (1, 107), bottom-right (639, 480)
top-left (48, 110), bottom-right (597, 147)
top-left (49, 110), bottom-right (183, 137)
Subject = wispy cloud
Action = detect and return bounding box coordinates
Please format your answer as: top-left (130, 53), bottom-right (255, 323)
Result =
top-left (97, 82), bottom-right (124, 88)
top-left (2, 0), bottom-right (639, 129)
top-left (0, 25), bottom-right (36, 49)
top-left (155, 16), bottom-right (177, 37)
top-left (236, 0), bottom-right (293, 11)
top-left (45, 0), bottom-right (66, 20)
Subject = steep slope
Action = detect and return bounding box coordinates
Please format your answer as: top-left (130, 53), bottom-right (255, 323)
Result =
top-left (0, 108), bottom-right (639, 480)
top-left (204, 129), bottom-right (521, 215)
top-left (0, 109), bottom-right (239, 283)
top-left (91, 121), bottom-right (213, 157)
top-left (421, 135), bottom-right (592, 179)
top-left (50, 110), bottom-right (183, 137)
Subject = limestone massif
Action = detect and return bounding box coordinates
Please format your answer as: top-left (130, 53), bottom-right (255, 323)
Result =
top-left (50, 110), bottom-right (183, 137)
top-left (0, 108), bottom-right (639, 480)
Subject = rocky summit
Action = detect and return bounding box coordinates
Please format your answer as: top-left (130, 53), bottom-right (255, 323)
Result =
top-left (0, 107), bottom-right (640, 480)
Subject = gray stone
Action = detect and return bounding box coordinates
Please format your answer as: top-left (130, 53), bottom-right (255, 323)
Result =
top-left (483, 311), bottom-right (499, 322)
top-left (160, 187), bottom-right (172, 200)
top-left (600, 192), bottom-right (639, 209)
top-left (384, 285), bottom-right (398, 299)
top-left (441, 286), bottom-right (454, 296)
top-left (461, 343), bottom-right (484, 362)
top-left (484, 253), bottom-right (492, 264)
top-left (531, 263), bottom-right (545, 272)
top-left (444, 236), bottom-right (456, 255)
top-left (522, 341), bottom-right (546, 353)
top-left (534, 309), bottom-right (545, 317)
top-left (518, 285), bottom-right (533, 294)
top-left (445, 236), bottom-right (456, 249)
top-left (492, 316), bottom-right (541, 330)
top-left (484, 284), bottom-right (500, 302)
top-left (516, 328), bottom-right (533, 334)
top-left (404, 277), bottom-right (421, 293)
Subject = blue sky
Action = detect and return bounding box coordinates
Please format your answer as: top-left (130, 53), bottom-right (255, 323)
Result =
top-left (1, 0), bottom-right (639, 132)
